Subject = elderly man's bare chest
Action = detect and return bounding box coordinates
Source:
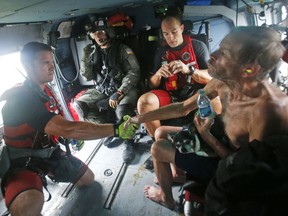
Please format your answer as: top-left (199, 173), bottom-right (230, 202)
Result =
top-left (221, 96), bottom-right (254, 147)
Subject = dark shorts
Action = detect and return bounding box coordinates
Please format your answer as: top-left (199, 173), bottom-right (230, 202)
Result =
top-left (174, 149), bottom-right (219, 182)
top-left (4, 153), bottom-right (88, 208)
top-left (150, 89), bottom-right (172, 107)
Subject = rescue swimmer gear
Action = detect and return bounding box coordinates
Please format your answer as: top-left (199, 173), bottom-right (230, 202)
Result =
top-left (0, 79), bottom-right (87, 202)
top-left (161, 35), bottom-right (206, 100)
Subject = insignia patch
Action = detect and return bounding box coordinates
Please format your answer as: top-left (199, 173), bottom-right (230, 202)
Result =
top-left (125, 48), bottom-right (134, 55)
top-left (182, 52), bottom-right (191, 62)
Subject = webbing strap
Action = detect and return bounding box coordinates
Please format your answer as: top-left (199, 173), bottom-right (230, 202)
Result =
top-left (7, 145), bottom-right (58, 160)
top-left (38, 172), bottom-right (52, 202)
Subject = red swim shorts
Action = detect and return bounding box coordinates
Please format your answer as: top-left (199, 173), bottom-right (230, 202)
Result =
top-left (150, 89), bottom-right (172, 107)
top-left (4, 154), bottom-right (88, 208)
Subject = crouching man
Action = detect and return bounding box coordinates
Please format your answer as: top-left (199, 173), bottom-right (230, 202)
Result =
top-left (0, 42), bottom-right (138, 216)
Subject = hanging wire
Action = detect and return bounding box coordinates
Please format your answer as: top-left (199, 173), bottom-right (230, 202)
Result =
top-left (241, 0), bottom-right (254, 13)
top-left (52, 47), bottom-right (79, 83)
top-left (236, 0), bottom-right (239, 26)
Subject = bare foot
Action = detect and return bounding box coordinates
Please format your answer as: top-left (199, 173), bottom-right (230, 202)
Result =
top-left (154, 174), bottom-right (186, 185)
top-left (143, 185), bottom-right (175, 209)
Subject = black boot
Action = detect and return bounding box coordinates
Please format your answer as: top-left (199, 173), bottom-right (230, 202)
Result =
top-left (143, 137), bottom-right (155, 170)
top-left (122, 139), bottom-right (136, 164)
top-left (143, 155), bottom-right (153, 170)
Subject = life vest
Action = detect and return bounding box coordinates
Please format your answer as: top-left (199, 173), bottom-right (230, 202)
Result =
top-left (1, 80), bottom-right (61, 148)
top-left (43, 84), bottom-right (63, 144)
top-left (162, 34), bottom-right (200, 91)
top-left (44, 84), bottom-right (63, 116)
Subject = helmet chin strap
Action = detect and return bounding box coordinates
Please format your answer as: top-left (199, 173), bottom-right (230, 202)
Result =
top-left (99, 38), bottom-right (111, 48)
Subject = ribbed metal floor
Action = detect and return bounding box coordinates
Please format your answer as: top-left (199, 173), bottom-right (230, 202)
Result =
top-left (0, 134), bottom-right (183, 216)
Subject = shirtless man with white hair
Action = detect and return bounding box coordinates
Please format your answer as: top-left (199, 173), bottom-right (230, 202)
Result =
top-left (126, 26), bottom-right (288, 209)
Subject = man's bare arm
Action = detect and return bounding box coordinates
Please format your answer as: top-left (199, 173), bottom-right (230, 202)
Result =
top-left (149, 65), bottom-right (173, 89)
top-left (45, 115), bottom-right (115, 140)
top-left (136, 99), bottom-right (196, 124)
top-left (194, 114), bottom-right (232, 158)
top-left (131, 78), bottom-right (221, 125)
top-left (169, 61), bottom-right (212, 85)
top-left (135, 85), bottom-right (206, 124)
top-left (192, 69), bottom-right (212, 84)
top-left (149, 73), bottom-right (162, 89)
top-left (200, 131), bottom-right (232, 158)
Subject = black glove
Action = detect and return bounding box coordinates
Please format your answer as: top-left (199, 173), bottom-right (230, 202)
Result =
top-left (109, 91), bottom-right (124, 108)
top-left (110, 91), bottom-right (123, 101)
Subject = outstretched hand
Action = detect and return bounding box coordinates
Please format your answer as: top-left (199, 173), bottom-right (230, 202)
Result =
top-left (114, 115), bottom-right (139, 139)
top-left (123, 115), bottom-right (140, 130)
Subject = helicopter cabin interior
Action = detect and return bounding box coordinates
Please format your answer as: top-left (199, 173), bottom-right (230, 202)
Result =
top-left (0, 0), bottom-right (287, 215)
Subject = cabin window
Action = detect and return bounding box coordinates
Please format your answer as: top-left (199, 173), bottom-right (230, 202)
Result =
top-left (57, 21), bottom-right (74, 39)
top-left (278, 60), bottom-right (288, 93)
top-left (0, 52), bottom-right (26, 126)
top-left (281, 5), bottom-right (287, 21)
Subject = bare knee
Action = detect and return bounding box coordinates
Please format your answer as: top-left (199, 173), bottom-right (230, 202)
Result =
top-left (75, 168), bottom-right (94, 187)
top-left (137, 92), bottom-right (159, 114)
top-left (154, 127), bottom-right (168, 140)
top-left (151, 140), bottom-right (167, 159)
top-left (151, 141), bottom-right (161, 159)
top-left (151, 140), bottom-right (175, 163)
top-left (9, 189), bottom-right (44, 216)
top-left (155, 126), bottom-right (182, 141)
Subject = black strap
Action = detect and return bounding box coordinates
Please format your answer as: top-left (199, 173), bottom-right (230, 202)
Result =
top-left (38, 172), bottom-right (52, 202)
top-left (24, 165), bottom-right (52, 202)
top-left (63, 138), bottom-right (72, 156)
top-left (7, 145), bottom-right (58, 160)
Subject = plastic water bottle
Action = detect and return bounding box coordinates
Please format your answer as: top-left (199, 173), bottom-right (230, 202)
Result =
top-left (161, 56), bottom-right (168, 66)
top-left (197, 89), bottom-right (213, 119)
top-left (70, 139), bottom-right (79, 151)
top-left (184, 201), bottom-right (192, 216)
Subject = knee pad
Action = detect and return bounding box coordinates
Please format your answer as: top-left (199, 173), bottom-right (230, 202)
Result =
top-left (115, 104), bottom-right (135, 121)
top-left (71, 101), bottom-right (89, 120)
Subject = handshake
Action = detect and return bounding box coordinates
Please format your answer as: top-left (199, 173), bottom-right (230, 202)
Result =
top-left (114, 115), bottom-right (139, 139)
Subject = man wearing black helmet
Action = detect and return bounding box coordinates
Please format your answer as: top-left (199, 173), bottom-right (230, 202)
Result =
top-left (75, 19), bottom-right (141, 162)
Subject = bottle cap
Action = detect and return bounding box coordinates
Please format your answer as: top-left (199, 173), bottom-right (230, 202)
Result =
top-left (198, 89), bottom-right (204, 94)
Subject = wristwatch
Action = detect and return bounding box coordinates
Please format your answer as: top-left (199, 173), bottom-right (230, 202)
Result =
top-left (188, 64), bottom-right (196, 75)
top-left (182, 124), bottom-right (190, 132)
